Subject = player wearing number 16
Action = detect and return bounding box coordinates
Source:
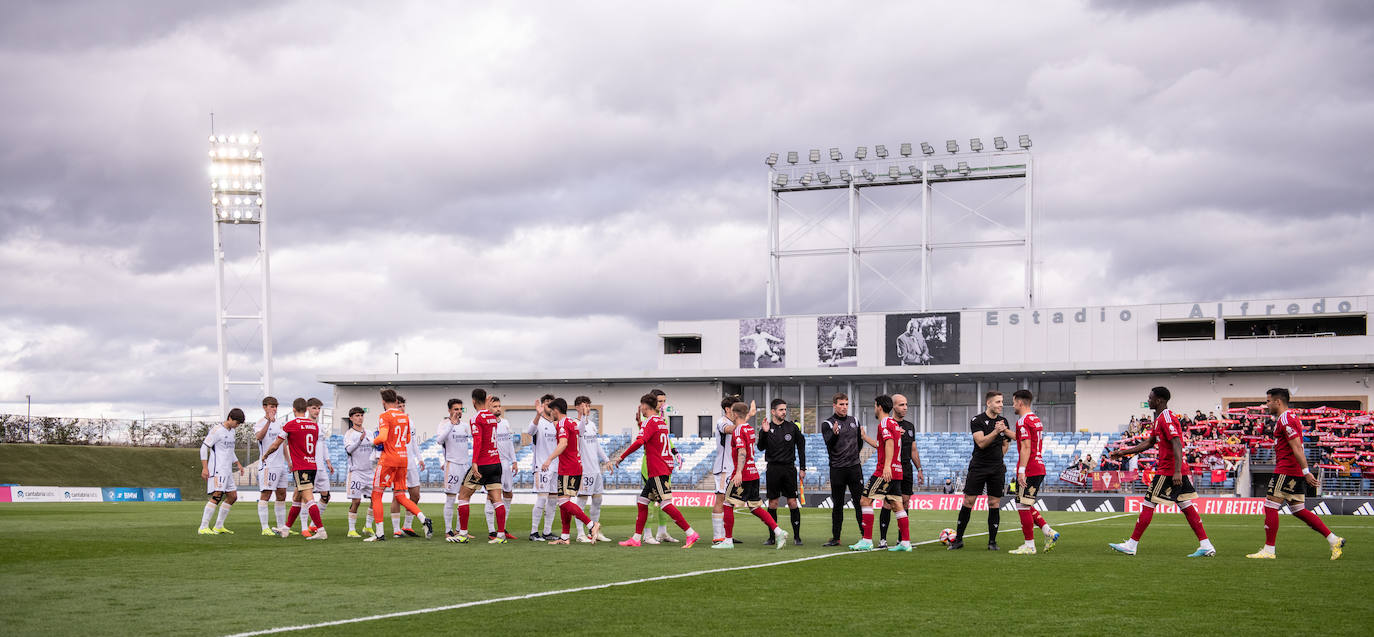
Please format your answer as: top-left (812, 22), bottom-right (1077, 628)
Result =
top-left (611, 394), bottom-right (699, 548)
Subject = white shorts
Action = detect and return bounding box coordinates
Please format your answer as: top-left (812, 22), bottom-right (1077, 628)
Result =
top-left (207, 473), bottom-right (237, 494)
top-left (578, 472), bottom-right (604, 496)
top-left (534, 468), bottom-right (558, 494)
top-left (407, 463), bottom-right (421, 489)
top-left (346, 471), bottom-right (374, 500)
top-left (713, 472), bottom-right (730, 495)
top-left (501, 464), bottom-right (513, 493)
top-left (444, 462), bottom-right (470, 495)
top-left (258, 465), bottom-right (290, 491)
top-left (314, 469), bottom-right (331, 493)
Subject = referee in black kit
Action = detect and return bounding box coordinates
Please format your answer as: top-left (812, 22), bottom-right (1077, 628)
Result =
top-left (758, 398), bottom-right (805, 545)
top-left (949, 389), bottom-right (1013, 550)
top-left (821, 392), bottom-right (870, 547)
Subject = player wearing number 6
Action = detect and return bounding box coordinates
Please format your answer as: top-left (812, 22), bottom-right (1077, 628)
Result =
top-left (260, 398), bottom-right (328, 540)
top-left (611, 394), bottom-right (699, 548)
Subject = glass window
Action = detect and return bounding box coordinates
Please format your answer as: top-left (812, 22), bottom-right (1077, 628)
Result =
top-left (698, 415), bottom-right (713, 438)
top-left (855, 383), bottom-right (882, 434)
top-left (739, 384), bottom-right (766, 428)
top-left (772, 384), bottom-right (801, 428)
top-left (668, 415), bottom-right (683, 437)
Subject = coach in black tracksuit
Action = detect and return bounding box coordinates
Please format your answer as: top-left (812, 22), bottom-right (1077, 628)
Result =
top-left (821, 392), bottom-right (866, 547)
top-left (758, 398), bottom-right (806, 545)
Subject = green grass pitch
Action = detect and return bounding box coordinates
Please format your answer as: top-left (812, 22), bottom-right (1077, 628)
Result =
top-left (1, 503), bottom-right (1370, 636)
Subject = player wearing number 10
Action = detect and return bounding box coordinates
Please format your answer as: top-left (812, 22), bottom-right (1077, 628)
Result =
top-left (612, 394), bottom-right (699, 547)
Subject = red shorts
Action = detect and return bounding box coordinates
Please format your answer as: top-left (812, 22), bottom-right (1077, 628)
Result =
top-left (373, 465), bottom-right (408, 492)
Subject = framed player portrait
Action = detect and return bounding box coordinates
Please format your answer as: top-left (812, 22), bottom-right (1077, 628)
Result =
top-left (817, 314), bottom-right (857, 367)
top-left (884, 312), bottom-right (959, 366)
top-left (739, 318), bottom-right (786, 369)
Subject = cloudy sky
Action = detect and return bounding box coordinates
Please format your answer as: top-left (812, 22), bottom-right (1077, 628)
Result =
top-left (1, 0), bottom-right (1371, 419)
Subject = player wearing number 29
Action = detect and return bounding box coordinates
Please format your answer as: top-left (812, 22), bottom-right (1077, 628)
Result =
top-left (1246, 387), bottom-right (1345, 560)
top-left (612, 394), bottom-right (699, 547)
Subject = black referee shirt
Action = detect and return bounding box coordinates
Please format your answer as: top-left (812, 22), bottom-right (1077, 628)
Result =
top-left (758, 419), bottom-right (806, 467)
top-left (968, 412), bottom-right (1010, 472)
top-left (897, 418), bottom-right (916, 471)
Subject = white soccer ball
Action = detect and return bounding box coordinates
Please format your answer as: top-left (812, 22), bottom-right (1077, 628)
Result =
top-left (939, 528), bottom-right (956, 545)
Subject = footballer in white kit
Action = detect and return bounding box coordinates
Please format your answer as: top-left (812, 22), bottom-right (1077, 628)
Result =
top-left (256, 414), bottom-right (291, 490)
top-left (577, 412), bottom-right (608, 496)
top-left (438, 399), bottom-right (471, 538)
top-left (342, 407), bottom-right (376, 537)
top-left (527, 395), bottom-right (561, 540)
top-left (313, 426), bottom-right (334, 500)
top-left (198, 409), bottom-right (245, 534)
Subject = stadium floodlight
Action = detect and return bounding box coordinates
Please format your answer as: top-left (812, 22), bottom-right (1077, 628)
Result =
top-left (908, 165), bottom-right (922, 179)
top-left (920, 142), bottom-right (935, 156)
top-left (839, 169), bottom-right (852, 182)
top-left (887, 165), bottom-right (900, 180)
top-left (993, 136), bottom-right (1008, 150)
top-left (861, 169), bottom-right (875, 181)
top-left (1019, 134), bottom-right (1032, 149)
top-left (946, 139), bottom-right (959, 154)
top-left (854, 146), bottom-right (868, 160)
top-left (808, 149), bottom-right (820, 163)
top-left (933, 163), bottom-right (947, 177)
top-left (786, 151), bottom-right (799, 164)
top-left (970, 138), bottom-right (984, 152)
top-left (775, 173), bottom-right (789, 187)
top-left (957, 161), bottom-right (970, 175)
top-left (829, 147), bottom-right (842, 161)
top-left (899, 142), bottom-right (912, 157)
top-left (875, 144), bottom-right (888, 159)
top-left (800, 172), bottom-right (813, 186)
top-left (818, 170), bottom-right (831, 184)
top-left (765, 153), bottom-right (779, 166)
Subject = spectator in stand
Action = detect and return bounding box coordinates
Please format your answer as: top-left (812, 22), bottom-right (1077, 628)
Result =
top-left (1083, 454), bottom-right (1094, 471)
top-left (942, 478), bottom-right (954, 494)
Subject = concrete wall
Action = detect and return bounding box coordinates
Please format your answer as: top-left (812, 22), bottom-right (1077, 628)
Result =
top-left (331, 381), bottom-right (723, 440)
top-left (1075, 370), bottom-right (1373, 432)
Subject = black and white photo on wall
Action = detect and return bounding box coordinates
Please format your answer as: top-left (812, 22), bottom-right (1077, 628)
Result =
top-left (885, 312), bottom-right (960, 366)
top-left (739, 318), bottom-right (786, 368)
top-left (817, 314), bottom-right (857, 367)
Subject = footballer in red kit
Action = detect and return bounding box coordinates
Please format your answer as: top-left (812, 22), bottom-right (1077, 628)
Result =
top-left (717, 400), bottom-right (787, 550)
top-left (1007, 389), bottom-right (1059, 555)
top-left (540, 398), bottom-right (599, 544)
top-left (849, 395), bottom-right (911, 552)
top-left (612, 394), bottom-right (699, 547)
top-left (259, 398), bottom-right (328, 540)
top-left (453, 388), bottom-right (509, 544)
top-left (1247, 388), bottom-right (1345, 560)
top-left (1109, 386), bottom-right (1213, 557)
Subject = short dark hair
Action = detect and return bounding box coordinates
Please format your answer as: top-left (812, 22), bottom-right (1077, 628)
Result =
top-left (347, 406), bottom-right (365, 417)
top-left (549, 398), bottom-right (568, 415)
top-left (487, 395), bottom-right (501, 404)
top-left (984, 390), bottom-right (1003, 404)
top-left (306, 397), bottom-right (323, 408)
top-left (721, 394), bottom-right (741, 410)
top-left (380, 389), bottom-right (398, 404)
top-left (396, 395), bottom-right (406, 405)
top-left (292, 397), bottom-right (308, 412)
top-left (874, 394), bottom-right (893, 414)
top-left (227, 408), bottom-right (245, 424)
top-left (1150, 386), bottom-right (1171, 402)
top-left (262, 396), bottom-right (278, 407)
top-left (832, 392), bottom-right (849, 404)
top-left (574, 395), bottom-right (591, 406)
top-left (471, 388), bottom-right (487, 403)
top-left (770, 398), bottom-right (787, 409)
top-left (730, 401), bottom-right (749, 418)
top-left (1012, 389), bottom-right (1033, 403)
top-left (650, 389), bottom-right (667, 398)
top-left (539, 393), bottom-right (555, 403)
top-left (1266, 387), bottom-right (1291, 403)
top-left (640, 394), bottom-right (659, 410)
top-left (447, 398), bottom-right (463, 409)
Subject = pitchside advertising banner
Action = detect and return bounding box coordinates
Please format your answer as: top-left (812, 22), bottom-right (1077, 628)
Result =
top-left (0, 486), bottom-right (181, 502)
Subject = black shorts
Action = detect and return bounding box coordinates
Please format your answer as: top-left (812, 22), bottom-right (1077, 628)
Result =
top-left (898, 474), bottom-right (914, 496)
top-left (964, 466), bottom-right (1007, 498)
top-left (293, 469), bottom-right (317, 490)
top-left (864, 475), bottom-right (901, 503)
top-left (1145, 474), bottom-right (1197, 506)
top-left (639, 475), bottom-right (672, 503)
top-left (1015, 474), bottom-right (1044, 506)
top-left (463, 463), bottom-right (503, 490)
top-left (765, 464), bottom-right (799, 500)
top-left (727, 478), bottom-right (763, 508)
top-left (1266, 474), bottom-right (1312, 502)
top-left (557, 474), bottom-right (582, 497)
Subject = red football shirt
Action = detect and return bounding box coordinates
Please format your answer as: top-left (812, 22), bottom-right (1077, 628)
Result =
top-left (1273, 410), bottom-right (1305, 476)
top-left (279, 417), bottom-right (319, 472)
top-left (872, 417), bottom-right (905, 480)
top-left (470, 410), bottom-right (501, 467)
top-left (556, 417), bottom-right (583, 476)
top-left (623, 415), bottom-right (674, 478)
top-left (1016, 412), bottom-right (1046, 477)
top-left (731, 421), bottom-right (760, 481)
top-left (1152, 409), bottom-right (1184, 475)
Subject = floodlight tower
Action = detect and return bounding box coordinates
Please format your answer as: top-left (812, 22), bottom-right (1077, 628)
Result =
top-left (207, 132), bottom-right (273, 418)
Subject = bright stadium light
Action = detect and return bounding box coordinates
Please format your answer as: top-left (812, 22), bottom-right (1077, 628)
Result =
top-left (899, 143), bottom-right (912, 157)
top-left (887, 165), bottom-right (900, 180)
top-left (908, 165), bottom-right (922, 179)
top-left (800, 172), bottom-right (813, 186)
top-left (765, 153), bottom-right (778, 166)
top-left (957, 161), bottom-right (970, 175)
top-left (854, 146), bottom-right (868, 160)
top-left (946, 139), bottom-right (959, 154)
top-left (818, 171), bottom-right (831, 184)
top-left (786, 151), bottom-right (799, 164)
top-left (875, 144), bottom-right (888, 159)
top-left (861, 169), bottom-right (875, 181)
top-left (1019, 134), bottom-right (1032, 149)
top-left (775, 173), bottom-right (788, 187)
top-left (829, 147), bottom-right (842, 161)
top-left (839, 169), bottom-right (852, 182)
top-left (993, 136), bottom-right (1008, 150)
top-left (920, 142), bottom-right (935, 156)
top-left (933, 163), bottom-right (947, 177)
top-left (808, 149), bottom-right (821, 163)
top-left (970, 138), bottom-right (984, 152)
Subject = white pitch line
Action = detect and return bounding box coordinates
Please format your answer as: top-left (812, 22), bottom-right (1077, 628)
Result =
top-left (224, 513), bottom-right (1129, 637)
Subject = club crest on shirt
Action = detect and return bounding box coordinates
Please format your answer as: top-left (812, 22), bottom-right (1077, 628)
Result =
top-left (784, 433), bottom-right (792, 441)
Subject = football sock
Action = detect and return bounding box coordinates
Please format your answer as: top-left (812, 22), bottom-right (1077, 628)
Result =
top-left (1031, 509), bottom-right (1048, 529)
top-left (1017, 508), bottom-right (1034, 541)
top-left (258, 501), bottom-right (270, 529)
top-left (485, 500), bottom-right (496, 533)
top-left (307, 501), bottom-right (322, 528)
top-left (711, 513), bottom-right (725, 540)
top-left (369, 490), bottom-right (383, 524)
top-left (200, 502), bottom-right (216, 529)
top-left (789, 507), bottom-right (801, 538)
top-left (531, 496), bottom-right (547, 534)
top-left (392, 513), bottom-right (401, 531)
top-left (443, 495), bottom-right (455, 532)
top-left (896, 510), bottom-right (910, 543)
top-left (560, 500), bottom-right (591, 525)
top-left (348, 512), bottom-right (357, 530)
top-left (751, 507), bottom-right (778, 532)
top-left (319, 500), bottom-right (328, 514)
top-left (494, 501), bottom-right (507, 533)
top-left (769, 508), bottom-right (779, 534)
top-left (457, 500), bottom-right (470, 533)
top-left (286, 503), bottom-right (301, 529)
top-left (955, 506), bottom-right (972, 540)
top-left (988, 507), bottom-right (1000, 544)
top-left (395, 493), bottom-right (421, 517)
top-left (879, 507), bottom-right (892, 541)
top-left (1293, 508), bottom-right (1333, 538)
top-left (634, 502), bottom-right (649, 535)
top-left (560, 506), bottom-right (572, 536)
top-left (1130, 505), bottom-right (1154, 541)
top-left (275, 501), bottom-right (286, 527)
top-left (662, 503), bottom-right (692, 532)
top-left (589, 494), bottom-right (603, 524)
top-left (724, 506), bottom-right (736, 538)
top-left (1181, 503), bottom-right (1207, 541)
top-left (543, 498), bottom-right (556, 535)
top-left (215, 502), bottom-right (232, 528)
top-left (861, 506), bottom-right (874, 540)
